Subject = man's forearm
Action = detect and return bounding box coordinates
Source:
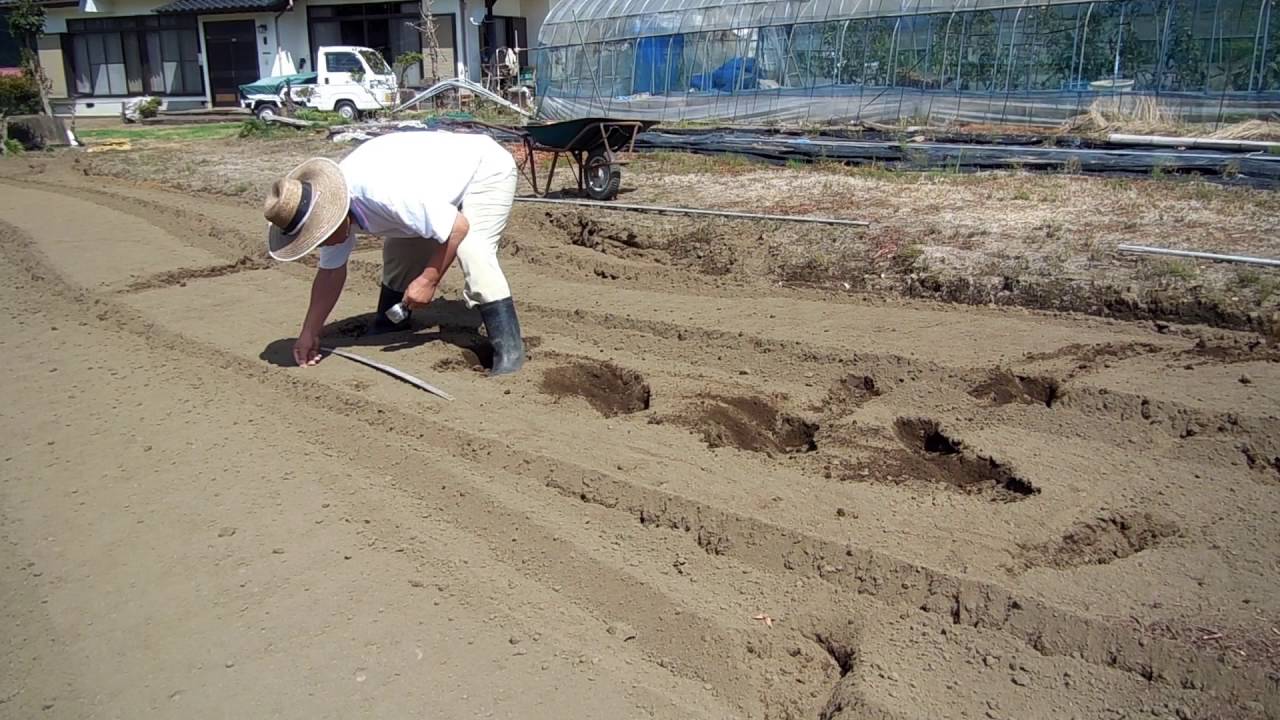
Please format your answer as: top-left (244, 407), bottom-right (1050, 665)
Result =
top-left (420, 215), bottom-right (469, 285)
top-left (301, 266), bottom-right (347, 334)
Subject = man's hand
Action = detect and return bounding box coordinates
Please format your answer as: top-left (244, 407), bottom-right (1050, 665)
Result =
top-left (402, 214), bottom-right (468, 310)
top-left (403, 275), bottom-right (438, 309)
top-left (294, 264), bottom-right (346, 368)
top-left (293, 331), bottom-right (322, 367)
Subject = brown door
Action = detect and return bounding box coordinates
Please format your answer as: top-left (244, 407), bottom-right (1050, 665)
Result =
top-left (203, 19), bottom-right (258, 106)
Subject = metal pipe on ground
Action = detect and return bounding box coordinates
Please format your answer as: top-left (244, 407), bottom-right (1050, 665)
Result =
top-left (514, 197), bottom-right (870, 228)
top-left (1117, 244), bottom-right (1280, 268)
top-left (1108, 133), bottom-right (1280, 152)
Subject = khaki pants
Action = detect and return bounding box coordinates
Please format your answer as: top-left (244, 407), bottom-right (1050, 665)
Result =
top-left (381, 154), bottom-right (517, 308)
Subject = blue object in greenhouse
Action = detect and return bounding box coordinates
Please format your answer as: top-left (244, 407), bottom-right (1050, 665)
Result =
top-left (633, 35), bottom-right (684, 94)
top-left (691, 57), bottom-right (762, 92)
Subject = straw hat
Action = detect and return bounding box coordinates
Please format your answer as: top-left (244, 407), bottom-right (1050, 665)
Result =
top-left (264, 157), bottom-right (350, 262)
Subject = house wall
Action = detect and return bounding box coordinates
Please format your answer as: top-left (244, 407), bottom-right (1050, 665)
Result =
top-left (432, 0), bottom-right (468, 79)
top-left (285, 0), bottom-right (466, 79)
top-left (40, 0), bottom-right (553, 115)
top-left (44, 0), bottom-right (167, 33)
top-left (46, 0), bottom-right (208, 115)
top-left (37, 34), bottom-right (68, 97)
top-left (271, 6), bottom-right (309, 73)
top-left (521, 0), bottom-right (548, 52)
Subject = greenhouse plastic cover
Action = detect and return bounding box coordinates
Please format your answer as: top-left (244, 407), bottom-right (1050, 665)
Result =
top-left (543, 0), bottom-right (1150, 46)
top-left (536, 0), bottom-right (1280, 126)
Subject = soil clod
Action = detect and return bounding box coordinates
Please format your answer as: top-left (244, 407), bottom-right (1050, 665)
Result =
top-left (677, 395), bottom-right (818, 454)
top-left (825, 374), bottom-right (882, 411)
top-left (540, 360), bottom-right (651, 417)
top-left (1015, 511), bottom-right (1180, 570)
top-left (969, 370), bottom-right (1061, 408)
top-left (1241, 444), bottom-right (1280, 480)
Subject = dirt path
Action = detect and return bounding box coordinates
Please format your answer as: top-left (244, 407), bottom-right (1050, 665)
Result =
top-left (0, 159), bottom-right (1277, 720)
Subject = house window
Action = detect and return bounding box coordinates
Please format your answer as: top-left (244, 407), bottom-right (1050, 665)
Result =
top-left (309, 2), bottom-right (448, 84)
top-left (65, 16), bottom-right (201, 97)
top-left (1, 11), bottom-right (24, 68)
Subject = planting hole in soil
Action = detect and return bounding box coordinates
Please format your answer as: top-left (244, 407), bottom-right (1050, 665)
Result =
top-left (812, 624), bottom-right (861, 678)
top-left (969, 370), bottom-right (1061, 408)
top-left (889, 417), bottom-right (1038, 500)
top-left (540, 360), bottom-right (651, 417)
top-left (434, 347), bottom-right (488, 373)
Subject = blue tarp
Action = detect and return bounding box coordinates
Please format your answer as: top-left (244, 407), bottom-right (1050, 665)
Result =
top-left (691, 57), bottom-right (761, 92)
top-left (633, 35), bottom-right (683, 94)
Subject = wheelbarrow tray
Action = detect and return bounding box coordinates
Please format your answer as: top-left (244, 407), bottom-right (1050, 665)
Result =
top-left (514, 118), bottom-right (656, 200)
top-left (523, 117), bottom-right (656, 152)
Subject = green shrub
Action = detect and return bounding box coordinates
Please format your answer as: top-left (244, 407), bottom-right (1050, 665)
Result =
top-left (3, 138), bottom-right (24, 155)
top-left (238, 118), bottom-right (274, 138)
top-left (292, 108), bottom-right (343, 125)
top-left (0, 74), bottom-right (41, 116)
top-left (237, 118), bottom-right (303, 138)
top-left (139, 97), bottom-right (162, 119)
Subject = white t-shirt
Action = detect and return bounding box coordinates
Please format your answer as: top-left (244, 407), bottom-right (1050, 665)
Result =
top-left (317, 131), bottom-right (511, 269)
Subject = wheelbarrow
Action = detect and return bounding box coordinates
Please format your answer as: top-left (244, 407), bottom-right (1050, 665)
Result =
top-left (513, 118), bottom-right (656, 201)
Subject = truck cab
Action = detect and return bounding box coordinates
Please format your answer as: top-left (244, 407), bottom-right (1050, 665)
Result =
top-left (313, 46), bottom-right (397, 120)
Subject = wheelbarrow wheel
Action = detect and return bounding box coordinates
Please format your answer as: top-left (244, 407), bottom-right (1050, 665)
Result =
top-left (584, 147), bottom-right (621, 201)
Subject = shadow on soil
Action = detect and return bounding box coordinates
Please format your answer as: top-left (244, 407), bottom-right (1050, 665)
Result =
top-left (259, 298), bottom-right (496, 370)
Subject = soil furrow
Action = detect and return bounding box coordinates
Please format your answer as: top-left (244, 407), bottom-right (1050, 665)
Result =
top-left (3, 159), bottom-right (1276, 720)
top-left (2, 213), bottom-right (1274, 715)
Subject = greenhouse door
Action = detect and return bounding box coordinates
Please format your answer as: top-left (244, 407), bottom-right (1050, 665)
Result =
top-left (204, 20), bottom-right (258, 106)
top-left (634, 35), bottom-right (683, 94)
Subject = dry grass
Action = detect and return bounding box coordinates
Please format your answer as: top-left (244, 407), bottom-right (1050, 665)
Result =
top-left (80, 134), bottom-right (343, 198)
top-left (1062, 97), bottom-right (1186, 136)
top-left (1062, 98), bottom-right (1280, 141)
top-left (617, 160), bottom-right (1280, 324)
top-left (1209, 119), bottom-right (1280, 141)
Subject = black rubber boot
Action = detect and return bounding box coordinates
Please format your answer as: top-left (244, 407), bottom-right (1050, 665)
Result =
top-left (477, 297), bottom-right (525, 375)
top-left (371, 283), bottom-right (410, 334)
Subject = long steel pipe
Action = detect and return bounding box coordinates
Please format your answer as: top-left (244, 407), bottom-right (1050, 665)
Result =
top-left (514, 196), bottom-right (870, 227)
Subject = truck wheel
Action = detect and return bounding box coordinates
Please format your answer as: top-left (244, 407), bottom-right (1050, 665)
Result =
top-left (584, 147), bottom-right (621, 201)
top-left (254, 103), bottom-right (277, 121)
top-left (335, 101), bottom-right (358, 122)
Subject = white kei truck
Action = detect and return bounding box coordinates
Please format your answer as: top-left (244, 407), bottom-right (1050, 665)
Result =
top-left (239, 45), bottom-right (398, 122)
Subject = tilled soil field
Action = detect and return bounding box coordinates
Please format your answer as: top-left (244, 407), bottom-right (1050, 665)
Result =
top-left (77, 132), bottom-right (1280, 335)
top-left (0, 151), bottom-right (1277, 720)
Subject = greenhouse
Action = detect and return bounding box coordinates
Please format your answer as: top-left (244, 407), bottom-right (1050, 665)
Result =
top-left (533, 0), bottom-right (1280, 125)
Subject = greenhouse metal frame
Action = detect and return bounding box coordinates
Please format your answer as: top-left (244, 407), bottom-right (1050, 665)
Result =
top-left (534, 0), bottom-right (1280, 125)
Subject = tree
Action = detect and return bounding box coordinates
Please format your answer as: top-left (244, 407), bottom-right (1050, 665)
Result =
top-left (394, 50), bottom-right (424, 86)
top-left (402, 0), bottom-right (445, 111)
top-left (415, 0), bottom-right (443, 84)
top-left (6, 0), bottom-right (52, 115)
